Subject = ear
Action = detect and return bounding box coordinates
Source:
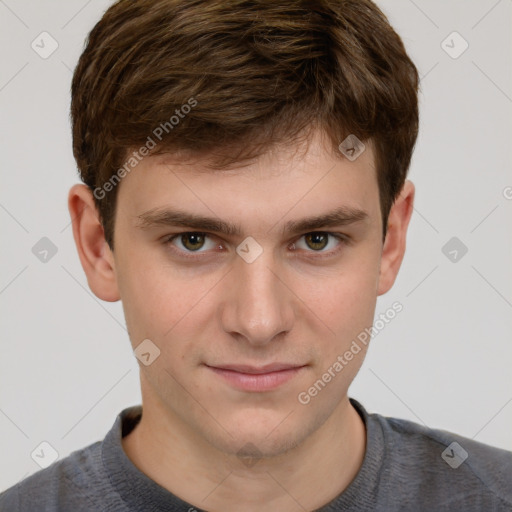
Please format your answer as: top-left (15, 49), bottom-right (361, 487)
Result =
top-left (377, 179), bottom-right (415, 296)
top-left (67, 184), bottom-right (120, 302)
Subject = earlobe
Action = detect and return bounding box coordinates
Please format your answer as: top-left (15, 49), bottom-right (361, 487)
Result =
top-left (377, 180), bottom-right (415, 296)
top-left (67, 184), bottom-right (121, 302)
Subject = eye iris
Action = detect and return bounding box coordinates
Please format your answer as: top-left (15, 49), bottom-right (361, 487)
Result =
top-left (182, 233), bottom-right (205, 251)
top-left (305, 232), bottom-right (328, 250)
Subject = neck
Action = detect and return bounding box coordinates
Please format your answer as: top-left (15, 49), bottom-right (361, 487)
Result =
top-left (122, 395), bottom-right (366, 512)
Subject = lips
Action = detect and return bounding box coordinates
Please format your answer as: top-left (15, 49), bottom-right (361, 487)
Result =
top-left (208, 363), bottom-right (304, 374)
top-left (205, 363), bottom-right (307, 392)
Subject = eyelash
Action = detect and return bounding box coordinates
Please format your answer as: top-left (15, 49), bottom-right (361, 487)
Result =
top-left (163, 231), bottom-right (350, 261)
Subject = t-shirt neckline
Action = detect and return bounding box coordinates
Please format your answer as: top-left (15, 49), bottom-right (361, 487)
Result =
top-left (101, 397), bottom-right (386, 511)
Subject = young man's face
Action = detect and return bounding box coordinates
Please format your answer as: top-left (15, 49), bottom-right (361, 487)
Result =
top-left (71, 128), bottom-right (413, 458)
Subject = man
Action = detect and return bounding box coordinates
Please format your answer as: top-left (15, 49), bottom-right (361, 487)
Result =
top-left (1, 0), bottom-right (511, 511)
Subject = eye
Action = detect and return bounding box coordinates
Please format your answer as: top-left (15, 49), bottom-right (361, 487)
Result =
top-left (166, 232), bottom-right (219, 253)
top-left (163, 230), bottom-right (348, 260)
top-left (291, 232), bottom-right (345, 253)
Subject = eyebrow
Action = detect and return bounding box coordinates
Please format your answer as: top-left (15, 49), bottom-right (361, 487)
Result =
top-left (136, 206), bottom-right (369, 237)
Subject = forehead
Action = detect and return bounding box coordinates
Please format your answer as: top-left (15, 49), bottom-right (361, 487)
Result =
top-left (115, 129), bottom-right (380, 227)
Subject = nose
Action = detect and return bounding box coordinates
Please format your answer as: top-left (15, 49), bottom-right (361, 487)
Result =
top-left (220, 252), bottom-right (295, 346)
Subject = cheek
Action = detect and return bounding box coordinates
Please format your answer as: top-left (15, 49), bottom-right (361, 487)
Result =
top-left (296, 265), bottom-right (377, 403)
top-left (300, 255), bottom-right (379, 327)
top-left (117, 251), bottom-right (220, 348)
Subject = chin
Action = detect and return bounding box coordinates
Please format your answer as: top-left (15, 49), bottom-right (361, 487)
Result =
top-left (201, 409), bottom-right (318, 460)
top-left (216, 429), bottom-right (302, 461)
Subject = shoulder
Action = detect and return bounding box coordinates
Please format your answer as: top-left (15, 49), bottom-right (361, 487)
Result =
top-left (374, 410), bottom-right (512, 509)
top-left (0, 407), bottom-right (140, 512)
top-left (0, 441), bottom-right (106, 512)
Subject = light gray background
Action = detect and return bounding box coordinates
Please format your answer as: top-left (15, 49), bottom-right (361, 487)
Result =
top-left (1, 0), bottom-right (511, 492)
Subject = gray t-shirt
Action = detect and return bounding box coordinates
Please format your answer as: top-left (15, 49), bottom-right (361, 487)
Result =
top-left (1, 398), bottom-right (511, 511)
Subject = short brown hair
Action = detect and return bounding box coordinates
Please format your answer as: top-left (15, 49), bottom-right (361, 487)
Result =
top-left (71, 0), bottom-right (419, 250)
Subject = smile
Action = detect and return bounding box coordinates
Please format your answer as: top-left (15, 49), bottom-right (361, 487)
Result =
top-left (204, 364), bottom-right (307, 392)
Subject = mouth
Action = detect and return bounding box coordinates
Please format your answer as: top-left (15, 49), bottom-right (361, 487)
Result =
top-left (204, 363), bottom-right (307, 392)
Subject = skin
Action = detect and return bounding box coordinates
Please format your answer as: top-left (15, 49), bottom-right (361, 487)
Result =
top-left (68, 128), bottom-right (414, 512)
